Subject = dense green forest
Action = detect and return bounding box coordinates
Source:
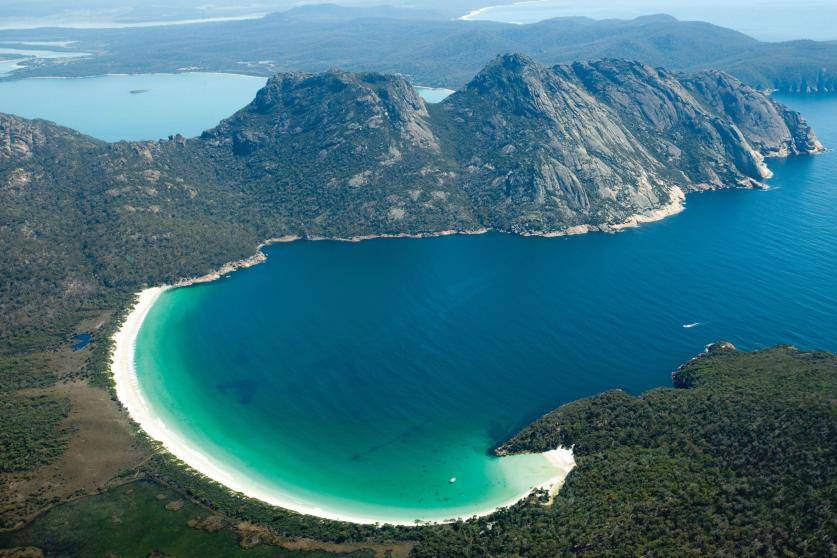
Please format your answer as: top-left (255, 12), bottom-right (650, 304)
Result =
top-left (0, 56), bottom-right (821, 349)
top-left (2, 343), bottom-right (834, 556)
top-left (0, 57), bottom-right (834, 556)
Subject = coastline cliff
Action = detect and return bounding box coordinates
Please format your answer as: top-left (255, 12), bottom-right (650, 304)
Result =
top-left (0, 54), bottom-right (823, 340)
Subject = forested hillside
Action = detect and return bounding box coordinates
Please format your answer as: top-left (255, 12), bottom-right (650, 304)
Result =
top-left (0, 56), bottom-right (822, 348)
top-left (2, 11), bottom-right (835, 93)
top-left (0, 57), bottom-right (834, 557)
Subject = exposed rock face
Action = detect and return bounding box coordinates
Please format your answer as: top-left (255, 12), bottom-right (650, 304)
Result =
top-left (438, 55), bottom-right (673, 232)
top-left (551, 59), bottom-right (775, 189)
top-left (0, 115), bottom-right (46, 162)
top-left (682, 70), bottom-right (825, 157)
top-left (0, 55), bottom-right (823, 241)
top-left (428, 55), bottom-right (821, 231)
top-left (204, 70), bottom-right (438, 157)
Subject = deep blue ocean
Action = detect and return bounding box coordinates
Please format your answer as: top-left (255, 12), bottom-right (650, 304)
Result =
top-left (133, 90), bottom-right (837, 522)
top-left (1, 71), bottom-right (831, 523)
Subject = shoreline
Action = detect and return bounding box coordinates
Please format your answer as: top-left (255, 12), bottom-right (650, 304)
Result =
top-left (459, 0), bottom-right (549, 22)
top-left (111, 290), bottom-right (574, 524)
top-left (109, 190), bottom-right (693, 526)
top-left (0, 13), bottom-right (268, 31)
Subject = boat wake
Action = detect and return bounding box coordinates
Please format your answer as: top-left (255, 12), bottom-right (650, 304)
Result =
top-left (683, 322), bottom-right (704, 329)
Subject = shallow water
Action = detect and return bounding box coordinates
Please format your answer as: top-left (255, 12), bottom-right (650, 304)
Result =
top-left (132, 94), bottom-right (837, 523)
top-left (0, 47), bottom-right (88, 59)
top-left (0, 47), bottom-right (89, 76)
top-left (0, 14), bottom-right (267, 31)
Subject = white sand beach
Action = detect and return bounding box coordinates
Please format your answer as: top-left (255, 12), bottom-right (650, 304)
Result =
top-left (607, 186), bottom-right (686, 232)
top-left (107, 191), bottom-right (710, 525)
top-left (108, 194), bottom-right (710, 525)
top-left (111, 282), bottom-right (575, 525)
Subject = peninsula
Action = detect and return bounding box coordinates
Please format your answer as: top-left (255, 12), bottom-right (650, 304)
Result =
top-left (0, 54), bottom-right (834, 557)
top-left (0, 54), bottom-right (822, 349)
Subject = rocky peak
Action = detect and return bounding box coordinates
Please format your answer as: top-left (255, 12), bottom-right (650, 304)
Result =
top-left (0, 114), bottom-right (46, 162)
top-left (458, 53), bottom-right (569, 117)
top-left (206, 69), bottom-right (437, 155)
top-left (253, 69), bottom-right (428, 119)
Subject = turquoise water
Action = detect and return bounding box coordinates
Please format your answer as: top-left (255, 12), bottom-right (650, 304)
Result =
top-left (0, 74), bottom-right (450, 141)
top-left (463, 1), bottom-right (837, 42)
top-left (133, 94), bottom-right (837, 523)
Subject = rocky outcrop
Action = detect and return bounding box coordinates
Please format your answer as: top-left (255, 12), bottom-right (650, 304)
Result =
top-left (204, 70), bottom-right (439, 156)
top-left (0, 56), bottom-right (823, 241)
top-left (437, 55), bottom-right (673, 232)
top-left (426, 56), bottom-right (822, 232)
top-left (552, 59), bottom-right (776, 189)
top-left (682, 71), bottom-right (825, 157)
top-left (0, 114), bottom-right (102, 164)
top-left (0, 115), bottom-right (46, 162)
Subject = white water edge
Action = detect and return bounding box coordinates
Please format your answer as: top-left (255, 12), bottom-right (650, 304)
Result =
top-left (112, 286), bottom-right (576, 526)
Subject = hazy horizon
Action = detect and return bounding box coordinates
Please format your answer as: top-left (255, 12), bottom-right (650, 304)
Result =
top-left (0, 0), bottom-right (834, 41)
top-left (462, 0), bottom-right (837, 42)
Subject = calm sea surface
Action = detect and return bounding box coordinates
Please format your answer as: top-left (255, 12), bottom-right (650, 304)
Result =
top-left (0, 74), bottom-right (453, 142)
top-left (462, 1), bottom-right (837, 42)
top-left (134, 88), bottom-right (836, 521)
top-left (0, 72), bottom-right (266, 141)
top-left (2, 72), bottom-right (832, 522)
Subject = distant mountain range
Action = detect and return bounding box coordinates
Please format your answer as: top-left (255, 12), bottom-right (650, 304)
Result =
top-left (0, 55), bottom-right (822, 344)
top-left (1, 8), bottom-right (835, 93)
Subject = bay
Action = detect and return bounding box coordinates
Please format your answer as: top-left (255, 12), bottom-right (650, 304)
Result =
top-left (130, 88), bottom-right (837, 522)
top-left (0, 72), bottom-right (266, 141)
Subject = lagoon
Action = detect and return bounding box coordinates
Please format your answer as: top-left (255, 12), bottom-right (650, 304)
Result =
top-left (0, 46), bottom-right (90, 77)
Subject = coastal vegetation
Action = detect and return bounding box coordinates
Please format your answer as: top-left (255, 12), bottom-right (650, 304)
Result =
top-left (1, 343), bottom-right (833, 556)
top-left (0, 480), bottom-right (373, 557)
top-left (0, 56), bottom-right (834, 555)
top-left (0, 391), bottom-right (69, 473)
top-left (0, 55), bottom-right (822, 364)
